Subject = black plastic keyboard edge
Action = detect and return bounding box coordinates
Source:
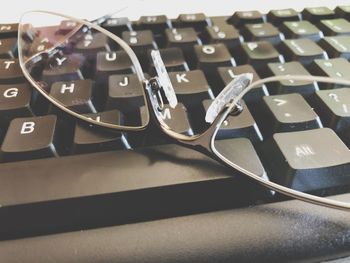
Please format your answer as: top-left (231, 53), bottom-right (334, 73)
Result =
top-left (0, 144), bottom-right (267, 240)
top-left (1, 193), bottom-right (350, 263)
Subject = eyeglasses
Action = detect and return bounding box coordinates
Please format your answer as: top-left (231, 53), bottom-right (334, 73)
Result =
top-left (17, 10), bottom-right (350, 210)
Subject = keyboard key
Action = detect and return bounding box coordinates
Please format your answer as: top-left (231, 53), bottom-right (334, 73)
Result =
top-left (267, 9), bottom-right (301, 25)
top-left (122, 30), bottom-right (158, 53)
top-left (279, 39), bottom-right (328, 65)
top-left (105, 74), bottom-right (144, 113)
top-left (75, 32), bottom-right (109, 58)
top-left (95, 51), bottom-right (134, 85)
top-left (281, 21), bottom-right (323, 41)
top-left (174, 13), bottom-right (210, 31)
top-left (58, 20), bottom-right (79, 35)
top-left (157, 103), bottom-right (194, 136)
top-left (0, 38), bottom-right (17, 58)
top-left (264, 128), bottom-right (350, 192)
top-left (266, 61), bottom-right (318, 97)
top-left (335, 6), bottom-right (350, 20)
top-left (203, 25), bottom-right (241, 52)
top-left (318, 18), bottom-right (350, 36)
top-left (202, 99), bottom-right (262, 142)
top-left (49, 80), bottom-right (96, 114)
top-left (302, 7), bottom-right (335, 23)
top-left (228, 11), bottom-right (265, 27)
top-left (168, 70), bottom-right (214, 108)
top-left (211, 16), bottom-right (230, 27)
top-left (42, 54), bottom-right (84, 90)
top-left (194, 44), bottom-right (235, 81)
top-left (165, 28), bottom-right (201, 58)
top-left (72, 110), bottom-right (127, 154)
top-left (102, 17), bottom-right (132, 36)
top-left (312, 88), bottom-right (350, 144)
top-left (308, 58), bottom-right (350, 89)
top-left (239, 41), bottom-right (284, 71)
top-left (319, 36), bottom-right (350, 59)
top-left (0, 83), bottom-right (34, 125)
top-left (1, 115), bottom-right (60, 162)
top-left (214, 137), bottom-right (267, 178)
top-left (217, 65), bottom-right (269, 103)
top-left (258, 93), bottom-right (322, 136)
top-left (138, 15), bottom-right (169, 33)
top-left (0, 23), bottom-right (18, 39)
top-left (0, 59), bottom-right (25, 84)
top-left (148, 47), bottom-right (189, 74)
top-left (242, 23), bottom-right (283, 45)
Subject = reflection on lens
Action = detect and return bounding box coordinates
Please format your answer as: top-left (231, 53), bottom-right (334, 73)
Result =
top-left (18, 11), bottom-right (148, 129)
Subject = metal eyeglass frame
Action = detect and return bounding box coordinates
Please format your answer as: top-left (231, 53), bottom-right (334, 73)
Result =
top-left (17, 10), bottom-right (350, 211)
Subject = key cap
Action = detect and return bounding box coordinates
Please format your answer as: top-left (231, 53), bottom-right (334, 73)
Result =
top-left (216, 65), bottom-right (269, 103)
top-left (102, 17), bottom-right (132, 36)
top-left (302, 7), bottom-right (335, 23)
top-left (311, 88), bottom-right (350, 145)
top-left (0, 38), bottom-right (17, 58)
top-left (95, 51), bottom-right (134, 85)
top-left (58, 20), bottom-right (79, 35)
top-left (281, 21), bottom-right (323, 41)
top-left (258, 93), bottom-right (322, 136)
top-left (42, 54), bottom-right (84, 90)
top-left (279, 39), bottom-right (328, 65)
top-left (168, 70), bottom-right (214, 108)
top-left (319, 36), bottom-right (350, 59)
top-left (202, 99), bottom-right (262, 142)
top-left (266, 61), bottom-right (318, 97)
top-left (239, 41), bottom-right (284, 72)
top-left (267, 9), bottom-right (301, 25)
top-left (122, 30), bottom-right (158, 64)
top-left (155, 103), bottom-right (194, 136)
top-left (0, 59), bottom-right (25, 84)
top-left (138, 15), bottom-right (169, 33)
top-left (194, 44), bottom-right (235, 82)
top-left (228, 11), bottom-right (265, 27)
top-left (0, 23), bottom-right (18, 39)
top-left (242, 23), bottom-right (283, 45)
top-left (75, 32), bottom-right (110, 59)
top-left (335, 6), bottom-right (350, 20)
top-left (72, 110), bottom-right (127, 154)
top-left (203, 25), bottom-right (241, 52)
top-left (1, 115), bottom-right (60, 162)
top-left (105, 74), bottom-right (144, 113)
top-left (214, 137), bottom-right (267, 178)
top-left (165, 28), bottom-right (201, 59)
top-left (308, 58), bottom-right (350, 89)
top-left (49, 79), bottom-right (96, 114)
top-left (148, 47), bottom-right (189, 74)
top-left (318, 18), bottom-right (350, 36)
top-left (194, 43), bottom-right (235, 70)
top-left (174, 13), bottom-right (210, 31)
top-left (0, 83), bottom-right (34, 125)
top-left (263, 128), bottom-right (350, 192)
top-left (211, 16), bottom-right (230, 27)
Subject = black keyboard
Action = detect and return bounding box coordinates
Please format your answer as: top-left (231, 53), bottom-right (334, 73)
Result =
top-left (1, 6), bottom-right (350, 262)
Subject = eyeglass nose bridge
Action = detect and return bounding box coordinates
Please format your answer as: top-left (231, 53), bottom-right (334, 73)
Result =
top-left (149, 77), bottom-right (165, 112)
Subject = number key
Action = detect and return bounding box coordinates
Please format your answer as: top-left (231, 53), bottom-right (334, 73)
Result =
top-left (267, 9), bottom-right (300, 25)
top-left (281, 21), bottom-right (323, 41)
top-left (242, 23), bottom-right (283, 45)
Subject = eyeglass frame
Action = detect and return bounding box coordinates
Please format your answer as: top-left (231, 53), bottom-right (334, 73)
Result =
top-left (18, 10), bottom-right (350, 211)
